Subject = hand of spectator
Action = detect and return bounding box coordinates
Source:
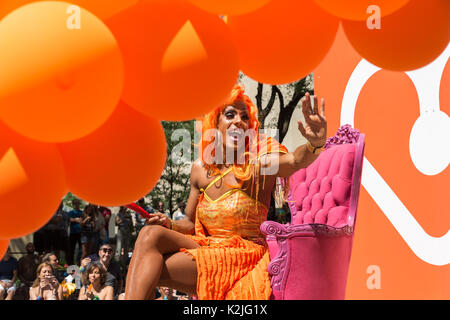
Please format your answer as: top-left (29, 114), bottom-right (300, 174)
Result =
top-left (81, 257), bottom-right (91, 269)
top-left (40, 278), bottom-right (51, 290)
top-left (86, 285), bottom-right (95, 300)
top-left (145, 212), bottom-right (171, 228)
top-left (50, 276), bottom-right (59, 289)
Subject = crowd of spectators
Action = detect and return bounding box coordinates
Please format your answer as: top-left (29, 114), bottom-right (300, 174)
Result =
top-left (1, 194), bottom-right (289, 300)
top-left (0, 198), bottom-right (191, 300)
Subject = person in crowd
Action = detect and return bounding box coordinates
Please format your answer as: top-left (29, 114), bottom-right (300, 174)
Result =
top-left (98, 206), bottom-right (112, 245)
top-left (33, 225), bottom-right (46, 256)
top-left (172, 202), bottom-right (186, 221)
top-left (135, 198), bottom-right (154, 234)
top-left (78, 261), bottom-right (114, 300)
top-left (0, 248), bottom-right (18, 300)
top-left (67, 199), bottom-right (83, 265)
top-left (80, 243), bottom-right (123, 298)
top-left (93, 205), bottom-right (106, 254)
top-left (155, 286), bottom-right (178, 300)
top-left (41, 252), bottom-right (75, 298)
top-left (41, 252), bottom-right (65, 283)
top-left (55, 202), bottom-right (70, 262)
top-left (43, 202), bottom-right (65, 259)
top-left (29, 262), bottom-right (63, 300)
top-left (124, 86), bottom-right (327, 300)
top-left (80, 204), bottom-right (98, 260)
top-left (115, 206), bottom-right (133, 266)
top-left (16, 243), bottom-right (39, 300)
top-left (156, 201), bottom-right (171, 219)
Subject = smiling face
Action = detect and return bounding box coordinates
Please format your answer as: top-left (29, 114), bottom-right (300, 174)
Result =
top-left (98, 245), bottom-right (113, 264)
top-left (217, 99), bottom-right (251, 155)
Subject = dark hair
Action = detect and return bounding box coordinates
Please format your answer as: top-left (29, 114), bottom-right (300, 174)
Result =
top-left (83, 204), bottom-right (97, 217)
top-left (82, 261), bottom-right (107, 287)
top-left (99, 243), bottom-right (113, 251)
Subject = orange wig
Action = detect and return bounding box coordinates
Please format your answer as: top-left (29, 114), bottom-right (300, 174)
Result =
top-left (198, 84), bottom-right (260, 182)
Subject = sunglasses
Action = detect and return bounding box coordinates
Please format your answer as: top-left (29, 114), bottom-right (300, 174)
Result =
top-left (101, 248), bottom-right (113, 253)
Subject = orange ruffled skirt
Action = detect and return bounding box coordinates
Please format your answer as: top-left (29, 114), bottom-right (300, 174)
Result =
top-left (181, 234), bottom-right (272, 300)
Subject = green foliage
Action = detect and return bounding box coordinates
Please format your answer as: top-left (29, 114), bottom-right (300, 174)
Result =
top-left (148, 120), bottom-right (195, 214)
top-left (255, 74), bottom-right (314, 142)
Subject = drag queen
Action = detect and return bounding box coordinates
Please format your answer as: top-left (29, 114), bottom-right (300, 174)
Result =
top-left (125, 85), bottom-right (327, 299)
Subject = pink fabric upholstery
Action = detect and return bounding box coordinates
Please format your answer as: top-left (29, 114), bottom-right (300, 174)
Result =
top-left (291, 143), bottom-right (355, 227)
top-left (283, 235), bottom-right (352, 300)
top-left (261, 127), bottom-right (365, 300)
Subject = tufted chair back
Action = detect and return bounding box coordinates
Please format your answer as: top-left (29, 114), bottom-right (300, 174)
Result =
top-left (261, 125), bottom-right (365, 300)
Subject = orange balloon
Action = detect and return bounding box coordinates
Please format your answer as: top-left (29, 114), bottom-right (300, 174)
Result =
top-left (0, 121), bottom-right (68, 239)
top-left (314, 0), bottom-right (410, 21)
top-left (342, 0), bottom-right (450, 71)
top-left (106, 0), bottom-right (239, 121)
top-left (57, 102), bottom-right (167, 206)
top-left (188, 0), bottom-right (272, 15)
top-left (0, 240), bottom-right (9, 257)
top-left (0, 1), bottom-right (124, 143)
top-left (0, 0), bottom-right (138, 20)
top-left (227, 0), bottom-right (339, 85)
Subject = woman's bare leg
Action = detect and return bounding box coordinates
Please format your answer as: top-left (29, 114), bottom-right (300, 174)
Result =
top-left (155, 251), bottom-right (198, 298)
top-left (124, 225), bottom-right (199, 300)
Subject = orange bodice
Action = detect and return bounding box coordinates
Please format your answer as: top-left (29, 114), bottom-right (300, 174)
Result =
top-left (195, 186), bottom-right (268, 246)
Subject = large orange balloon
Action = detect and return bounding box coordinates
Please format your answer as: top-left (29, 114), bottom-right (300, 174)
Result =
top-left (227, 0), bottom-right (339, 85)
top-left (106, 0), bottom-right (239, 121)
top-left (188, 0), bottom-right (272, 15)
top-left (342, 0), bottom-right (450, 71)
top-left (0, 121), bottom-right (68, 239)
top-left (0, 1), bottom-right (124, 143)
top-left (314, 0), bottom-right (410, 21)
top-left (0, 0), bottom-right (138, 20)
top-left (0, 240), bottom-right (9, 257)
top-left (57, 102), bottom-right (167, 206)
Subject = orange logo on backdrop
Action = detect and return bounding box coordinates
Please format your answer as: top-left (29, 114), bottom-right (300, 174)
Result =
top-left (314, 27), bottom-right (449, 299)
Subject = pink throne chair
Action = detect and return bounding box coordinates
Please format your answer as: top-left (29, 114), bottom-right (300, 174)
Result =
top-left (261, 125), bottom-right (365, 300)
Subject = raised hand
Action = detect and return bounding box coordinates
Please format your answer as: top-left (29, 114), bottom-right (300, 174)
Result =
top-left (298, 92), bottom-right (327, 147)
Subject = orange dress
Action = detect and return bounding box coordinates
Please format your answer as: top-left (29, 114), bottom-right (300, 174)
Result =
top-left (181, 137), bottom-right (288, 300)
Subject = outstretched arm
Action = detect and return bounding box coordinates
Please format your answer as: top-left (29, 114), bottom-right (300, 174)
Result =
top-left (261, 93), bottom-right (327, 178)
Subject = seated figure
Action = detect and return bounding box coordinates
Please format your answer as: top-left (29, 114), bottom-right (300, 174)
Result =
top-left (125, 85), bottom-right (328, 300)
